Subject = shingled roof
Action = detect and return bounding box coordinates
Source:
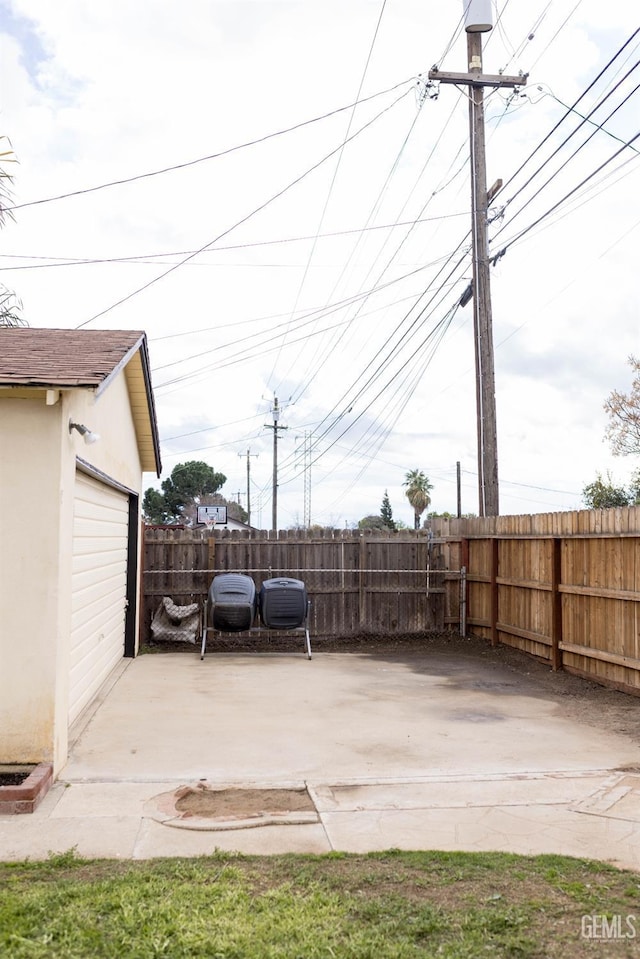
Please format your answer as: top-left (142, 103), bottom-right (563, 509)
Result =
top-left (0, 327), bottom-right (146, 390)
top-left (0, 327), bottom-right (162, 475)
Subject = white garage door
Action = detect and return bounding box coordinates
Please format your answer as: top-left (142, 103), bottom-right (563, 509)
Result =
top-left (70, 471), bottom-right (129, 725)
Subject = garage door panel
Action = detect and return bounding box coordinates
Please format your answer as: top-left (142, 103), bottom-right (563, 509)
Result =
top-left (72, 540), bottom-right (128, 561)
top-left (69, 643), bottom-right (123, 720)
top-left (73, 518), bottom-right (128, 538)
top-left (71, 579), bottom-right (126, 613)
top-left (71, 592), bottom-right (126, 642)
top-left (70, 472), bottom-right (130, 725)
top-left (72, 621), bottom-right (124, 672)
top-left (74, 522), bottom-right (128, 538)
top-left (70, 617), bottom-right (124, 676)
top-left (71, 560), bottom-right (127, 596)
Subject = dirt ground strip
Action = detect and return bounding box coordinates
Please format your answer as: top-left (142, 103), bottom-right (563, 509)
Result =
top-left (175, 786), bottom-right (315, 819)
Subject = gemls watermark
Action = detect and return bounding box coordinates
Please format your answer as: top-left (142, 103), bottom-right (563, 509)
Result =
top-left (581, 914), bottom-right (637, 941)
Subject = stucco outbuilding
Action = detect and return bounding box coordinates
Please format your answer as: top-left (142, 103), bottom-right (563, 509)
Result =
top-left (0, 327), bottom-right (161, 774)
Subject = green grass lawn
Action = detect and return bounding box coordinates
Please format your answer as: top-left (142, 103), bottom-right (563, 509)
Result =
top-left (1, 849), bottom-right (639, 958)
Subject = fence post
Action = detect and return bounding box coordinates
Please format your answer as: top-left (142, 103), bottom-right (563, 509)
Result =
top-left (551, 537), bottom-right (563, 670)
top-left (137, 519), bottom-right (146, 652)
top-left (341, 538), bottom-right (346, 635)
top-left (359, 534), bottom-right (367, 630)
top-left (208, 534), bottom-right (215, 578)
top-left (460, 566), bottom-right (467, 637)
top-left (490, 537), bottom-right (499, 647)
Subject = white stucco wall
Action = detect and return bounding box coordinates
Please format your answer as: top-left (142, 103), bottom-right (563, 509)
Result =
top-left (0, 370), bottom-right (146, 773)
top-left (0, 394), bottom-right (63, 764)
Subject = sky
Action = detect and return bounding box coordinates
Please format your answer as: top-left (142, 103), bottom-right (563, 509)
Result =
top-left (1, 0), bottom-right (638, 529)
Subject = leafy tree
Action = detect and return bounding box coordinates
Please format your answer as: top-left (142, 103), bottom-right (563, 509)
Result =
top-left (358, 515), bottom-right (387, 530)
top-left (143, 461), bottom-right (227, 524)
top-left (380, 490), bottom-right (396, 531)
top-left (142, 488), bottom-right (174, 525)
top-left (629, 469), bottom-right (640, 506)
top-left (582, 472), bottom-right (630, 509)
top-left (403, 469), bottom-right (433, 530)
top-left (604, 356), bottom-right (640, 457)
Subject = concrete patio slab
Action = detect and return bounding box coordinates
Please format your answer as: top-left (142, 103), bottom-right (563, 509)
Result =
top-left (319, 804), bottom-right (640, 870)
top-left (310, 770), bottom-right (610, 812)
top-left (49, 781), bottom-right (183, 819)
top-left (0, 811), bottom-right (142, 860)
top-left (1, 647), bottom-right (640, 866)
top-left (61, 652), bottom-right (640, 783)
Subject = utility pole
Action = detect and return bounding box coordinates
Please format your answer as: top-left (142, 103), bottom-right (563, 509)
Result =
top-left (429, 1), bottom-right (526, 516)
top-left (265, 397), bottom-right (287, 532)
top-left (238, 448), bottom-right (258, 527)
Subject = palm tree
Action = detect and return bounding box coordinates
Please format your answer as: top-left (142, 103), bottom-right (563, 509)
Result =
top-left (403, 469), bottom-right (433, 530)
top-left (0, 136), bottom-right (16, 229)
top-left (0, 286), bottom-right (25, 327)
top-left (0, 138), bottom-right (25, 328)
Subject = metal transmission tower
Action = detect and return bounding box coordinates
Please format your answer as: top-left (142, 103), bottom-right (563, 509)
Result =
top-left (429, 0), bottom-right (526, 516)
top-left (265, 396), bottom-right (287, 531)
top-left (303, 433), bottom-right (312, 528)
top-left (296, 432), bottom-right (312, 528)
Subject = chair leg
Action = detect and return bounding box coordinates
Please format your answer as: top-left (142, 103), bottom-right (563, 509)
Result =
top-left (304, 601), bottom-right (312, 659)
top-left (200, 599), bottom-right (208, 660)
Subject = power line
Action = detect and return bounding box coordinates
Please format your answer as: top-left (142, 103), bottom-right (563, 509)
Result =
top-left (152, 259), bottom-right (452, 388)
top-left (282, 103), bottom-right (427, 404)
top-left (7, 77), bottom-right (414, 213)
top-left (495, 128), bottom-right (640, 257)
top-left (494, 28), bottom-right (640, 204)
top-left (540, 87), bottom-right (640, 154)
top-left (268, 0), bottom-right (389, 390)
top-left (525, 0), bottom-right (585, 73)
top-left (74, 88), bottom-right (413, 329)
top-left (276, 301), bottom-right (462, 493)
top-left (278, 233), bottom-right (470, 462)
top-left (494, 60), bottom-right (640, 234)
top-left (283, 90), bottom-right (471, 408)
top-left (274, 237), bottom-right (472, 482)
top-left (0, 212), bottom-right (468, 273)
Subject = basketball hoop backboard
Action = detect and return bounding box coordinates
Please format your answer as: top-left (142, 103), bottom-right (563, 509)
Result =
top-left (197, 505), bottom-right (227, 526)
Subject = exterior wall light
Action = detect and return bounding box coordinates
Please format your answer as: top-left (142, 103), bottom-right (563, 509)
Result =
top-left (69, 420), bottom-right (100, 445)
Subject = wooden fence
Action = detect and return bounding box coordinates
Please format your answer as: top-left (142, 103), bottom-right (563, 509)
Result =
top-left (140, 510), bottom-right (640, 696)
top-left (431, 507), bottom-right (640, 696)
top-left (141, 527), bottom-right (455, 642)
